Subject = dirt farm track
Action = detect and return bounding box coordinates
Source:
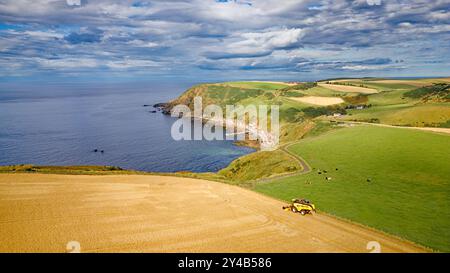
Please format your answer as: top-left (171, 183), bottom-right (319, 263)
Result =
top-left (0, 174), bottom-right (426, 253)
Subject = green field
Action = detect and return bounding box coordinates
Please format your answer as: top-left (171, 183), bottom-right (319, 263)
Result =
top-left (255, 125), bottom-right (450, 252)
top-left (301, 85), bottom-right (347, 97)
top-left (219, 81), bottom-right (290, 91)
top-left (344, 104), bottom-right (450, 127)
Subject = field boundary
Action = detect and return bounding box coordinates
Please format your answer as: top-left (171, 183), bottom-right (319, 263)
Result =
top-left (340, 120), bottom-right (450, 135)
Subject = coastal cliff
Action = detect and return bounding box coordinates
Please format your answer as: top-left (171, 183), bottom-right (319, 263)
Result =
top-left (156, 83), bottom-right (282, 150)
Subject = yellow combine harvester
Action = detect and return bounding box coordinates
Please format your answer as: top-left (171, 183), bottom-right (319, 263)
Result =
top-left (283, 198), bottom-right (316, 215)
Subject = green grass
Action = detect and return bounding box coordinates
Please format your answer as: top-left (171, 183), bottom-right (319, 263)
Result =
top-left (358, 82), bottom-right (417, 91)
top-left (301, 121), bottom-right (342, 138)
top-left (206, 85), bottom-right (265, 105)
top-left (344, 104), bottom-right (450, 127)
top-left (220, 81), bottom-right (289, 91)
top-left (0, 165), bottom-right (141, 175)
top-left (301, 86), bottom-right (346, 97)
top-left (438, 119), bottom-right (450, 128)
top-left (173, 81), bottom-right (450, 129)
top-left (330, 80), bottom-right (419, 92)
top-left (282, 91), bottom-right (305, 97)
top-left (280, 120), bottom-right (315, 143)
top-left (404, 83), bottom-right (450, 99)
top-left (218, 149), bottom-right (302, 183)
top-left (254, 125), bottom-right (450, 252)
top-left (280, 82), bottom-right (317, 91)
top-left (367, 89), bottom-right (416, 106)
top-left (0, 164), bottom-right (225, 181)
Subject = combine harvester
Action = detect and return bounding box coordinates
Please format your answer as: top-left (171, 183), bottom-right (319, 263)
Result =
top-left (283, 198), bottom-right (316, 216)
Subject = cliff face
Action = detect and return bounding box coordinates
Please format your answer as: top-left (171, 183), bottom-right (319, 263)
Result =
top-left (165, 84), bottom-right (209, 113)
top-left (161, 83), bottom-right (284, 150)
top-left (163, 83), bottom-right (268, 114)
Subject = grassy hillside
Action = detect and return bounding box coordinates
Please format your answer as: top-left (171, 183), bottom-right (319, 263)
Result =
top-left (0, 165), bottom-right (131, 175)
top-left (218, 149), bottom-right (301, 182)
top-left (330, 82), bottom-right (450, 128)
top-left (255, 125), bottom-right (450, 252)
top-left (169, 79), bottom-right (450, 129)
top-left (217, 81), bottom-right (290, 90)
top-left (404, 83), bottom-right (450, 99)
top-left (167, 82), bottom-right (349, 126)
top-left (344, 104), bottom-right (450, 127)
top-left (164, 78), bottom-right (450, 182)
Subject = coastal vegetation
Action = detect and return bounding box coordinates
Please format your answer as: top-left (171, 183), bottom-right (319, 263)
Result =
top-left (0, 165), bottom-right (129, 175)
top-left (218, 149), bottom-right (301, 183)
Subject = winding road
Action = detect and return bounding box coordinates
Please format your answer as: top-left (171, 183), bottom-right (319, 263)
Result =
top-left (253, 141), bottom-right (311, 183)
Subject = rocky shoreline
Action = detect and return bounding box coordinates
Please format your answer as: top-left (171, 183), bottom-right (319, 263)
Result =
top-left (152, 103), bottom-right (171, 115)
top-left (151, 102), bottom-right (278, 151)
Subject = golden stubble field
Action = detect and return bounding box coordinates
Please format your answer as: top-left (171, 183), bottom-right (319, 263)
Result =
top-left (318, 83), bottom-right (378, 94)
top-left (289, 96), bottom-right (345, 106)
top-left (0, 174), bottom-right (426, 253)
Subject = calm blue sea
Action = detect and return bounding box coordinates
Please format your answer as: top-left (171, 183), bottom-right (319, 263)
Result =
top-left (0, 82), bottom-right (254, 172)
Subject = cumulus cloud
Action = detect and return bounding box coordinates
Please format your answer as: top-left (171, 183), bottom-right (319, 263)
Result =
top-left (35, 57), bottom-right (98, 69)
top-left (237, 28), bottom-right (304, 51)
top-left (0, 0), bottom-right (448, 80)
top-left (204, 28), bottom-right (304, 59)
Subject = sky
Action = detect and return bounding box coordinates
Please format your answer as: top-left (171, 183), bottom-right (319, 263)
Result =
top-left (0, 0), bottom-right (449, 83)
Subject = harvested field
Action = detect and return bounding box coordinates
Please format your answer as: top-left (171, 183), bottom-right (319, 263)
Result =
top-left (289, 96), bottom-right (344, 106)
top-left (369, 80), bottom-right (429, 87)
top-left (318, 83), bottom-right (378, 94)
top-left (0, 174), bottom-right (425, 253)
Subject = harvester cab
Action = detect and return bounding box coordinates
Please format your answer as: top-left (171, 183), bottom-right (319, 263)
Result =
top-left (283, 198), bottom-right (316, 215)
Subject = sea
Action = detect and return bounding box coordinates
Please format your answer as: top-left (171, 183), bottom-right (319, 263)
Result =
top-left (0, 82), bottom-right (254, 172)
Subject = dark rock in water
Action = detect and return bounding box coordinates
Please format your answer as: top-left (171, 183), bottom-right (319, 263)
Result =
top-left (93, 149), bottom-right (98, 153)
top-left (101, 150), bottom-right (104, 153)
top-left (142, 104), bottom-right (151, 107)
top-left (153, 103), bottom-right (171, 115)
top-left (153, 103), bottom-right (168, 108)
top-left (149, 110), bottom-right (157, 113)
